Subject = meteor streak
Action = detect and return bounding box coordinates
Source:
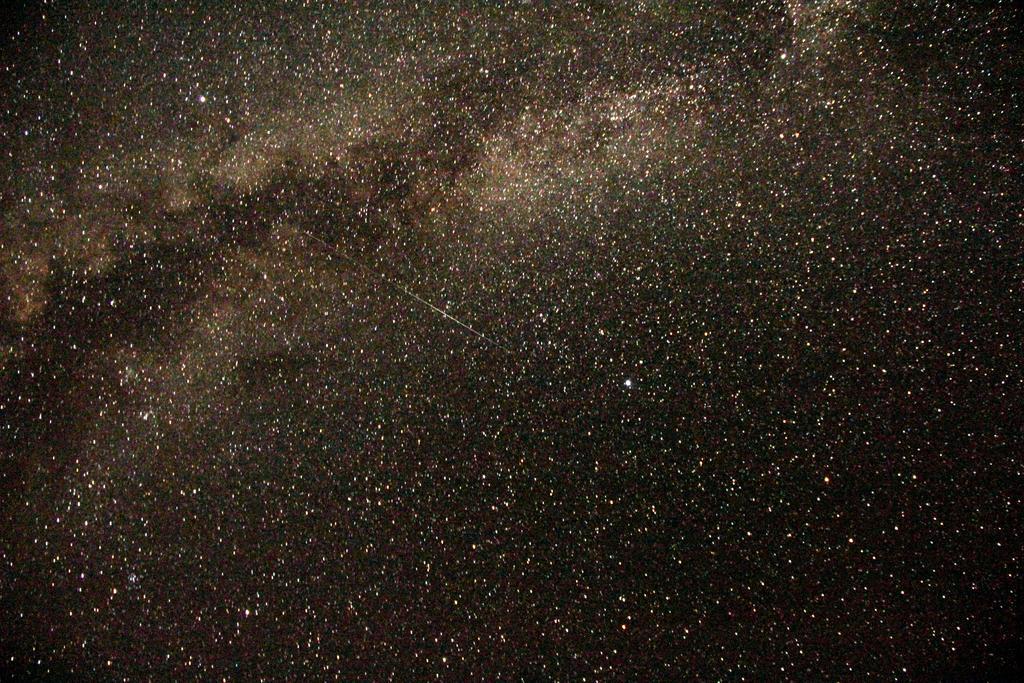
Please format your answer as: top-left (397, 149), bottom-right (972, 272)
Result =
top-left (299, 228), bottom-right (512, 353)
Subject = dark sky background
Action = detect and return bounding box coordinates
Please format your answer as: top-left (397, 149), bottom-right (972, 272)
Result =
top-left (1, 1), bottom-right (1021, 680)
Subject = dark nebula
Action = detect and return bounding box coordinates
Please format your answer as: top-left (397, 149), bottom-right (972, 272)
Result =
top-left (1, 2), bottom-right (1021, 680)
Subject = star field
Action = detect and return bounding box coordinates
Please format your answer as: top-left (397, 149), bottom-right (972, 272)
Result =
top-left (1, 1), bottom-right (1021, 680)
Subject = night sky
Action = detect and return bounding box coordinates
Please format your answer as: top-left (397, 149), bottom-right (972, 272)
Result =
top-left (1, 1), bottom-right (1021, 680)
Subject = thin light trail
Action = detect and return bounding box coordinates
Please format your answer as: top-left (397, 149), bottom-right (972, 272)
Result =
top-left (299, 228), bottom-right (513, 353)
